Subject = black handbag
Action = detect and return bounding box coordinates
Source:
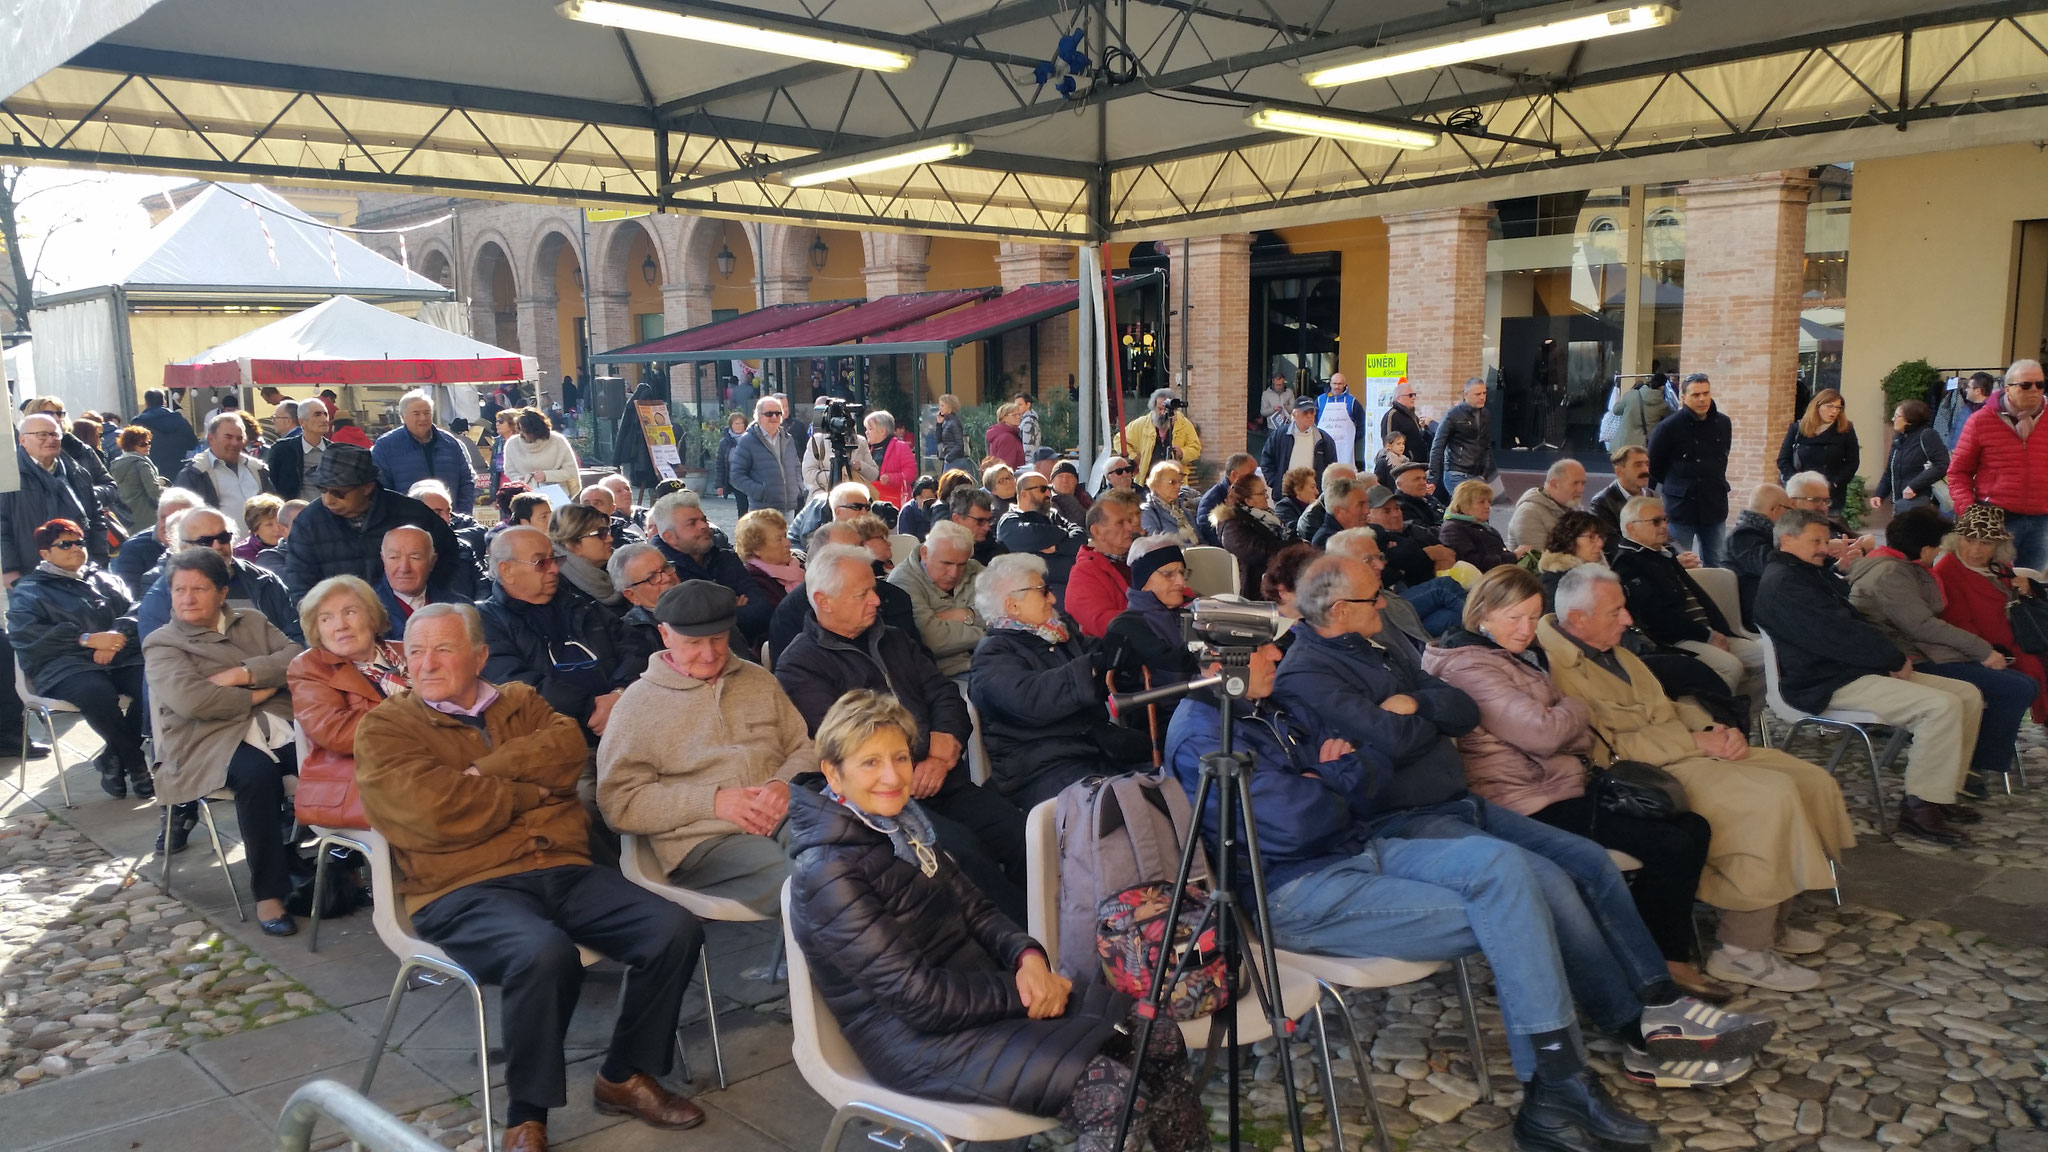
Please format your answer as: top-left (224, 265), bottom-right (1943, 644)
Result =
top-left (2000, 569), bottom-right (2048, 656)
top-left (1592, 759), bottom-right (1691, 822)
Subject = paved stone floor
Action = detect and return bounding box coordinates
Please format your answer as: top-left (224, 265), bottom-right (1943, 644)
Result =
top-left (0, 654), bottom-right (2042, 1151)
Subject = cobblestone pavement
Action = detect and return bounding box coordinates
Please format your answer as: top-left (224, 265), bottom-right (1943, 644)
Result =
top-left (0, 811), bottom-right (315, 1094)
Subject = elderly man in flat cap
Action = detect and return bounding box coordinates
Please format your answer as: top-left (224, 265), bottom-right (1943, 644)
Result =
top-left (282, 442), bottom-right (472, 602)
top-left (596, 581), bottom-right (817, 915)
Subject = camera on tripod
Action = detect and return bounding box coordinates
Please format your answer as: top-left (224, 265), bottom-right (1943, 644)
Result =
top-left (812, 395), bottom-right (867, 441)
top-left (1183, 595), bottom-right (1288, 655)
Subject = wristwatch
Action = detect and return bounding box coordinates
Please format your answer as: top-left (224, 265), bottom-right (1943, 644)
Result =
top-left (79, 632), bottom-right (92, 646)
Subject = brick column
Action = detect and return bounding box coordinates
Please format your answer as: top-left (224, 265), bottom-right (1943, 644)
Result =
top-left (862, 233), bottom-right (932, 298)
top-left (514, 295), bottom-right (563, 385)
top-left (997, 242), bottom-right (1078, 395)
top-left (1680, 170), bottom-right (1815, 510)
top-left (758, 275), bottom-right (812, 306)
top-left (586, 290), bottom-right (633, 364)
top-left (1384, 206), bottom-right (1494, 418)
top-left (1167, 234), bottom-right (1253, 467)
top-left (662, 283), bottom-right (714, 334)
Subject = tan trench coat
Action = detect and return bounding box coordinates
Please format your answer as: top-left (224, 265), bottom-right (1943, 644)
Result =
top-left (142, 607), bottom-right (301, 805)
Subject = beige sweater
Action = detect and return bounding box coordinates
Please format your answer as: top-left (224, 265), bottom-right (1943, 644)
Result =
top-left (595, 649), bottom-right (816, 873)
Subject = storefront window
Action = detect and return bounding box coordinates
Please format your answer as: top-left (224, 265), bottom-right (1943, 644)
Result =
top-left (1801, 164), bottom-right (1851, 403)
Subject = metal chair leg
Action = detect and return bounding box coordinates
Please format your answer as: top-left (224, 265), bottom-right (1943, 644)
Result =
top-left (1323, 983), bottom-right (1395, 1152)
top-left (308, 842), bottom-right (332, 952)
top-left (361, 961), bottom-right (414, 1095)
top-left (700, 944), bottom-right (728, 1090)
top-left (41, 709), bottom-right (71, 809)
top-left (196, 799), bottom-right (247, 922)
top-left (365, 962), bottom-right (495, 1152)
top-left (1452, 957), bottom-right (1492, 1105)
top-left (1306, 1000), bottom-right (1347, 1152)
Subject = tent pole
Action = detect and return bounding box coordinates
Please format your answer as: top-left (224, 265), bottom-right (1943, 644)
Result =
top-left (1091, 250), bottom-right (1111, 468)
top-left (1076, 246), bottom-right (1097, 478)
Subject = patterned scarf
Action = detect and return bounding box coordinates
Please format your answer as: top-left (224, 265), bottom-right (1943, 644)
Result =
top-left (353, 641), bottom-right (412, 698)
top-left (990, 613), bottom-right (1070, 645)
top-left (826, 784), bottom-right (941, 876)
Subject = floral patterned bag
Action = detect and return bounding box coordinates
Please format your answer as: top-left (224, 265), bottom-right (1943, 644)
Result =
top-left (1095, 882), bottom-right (1232, 1020)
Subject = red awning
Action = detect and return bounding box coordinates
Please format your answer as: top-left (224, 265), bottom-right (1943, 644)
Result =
top-left (717, 287), bottom-right (995, 353)
top-left (869, 279), bottom-right (1099, 347)
top-left (601, 299), bottom-right (856, 359)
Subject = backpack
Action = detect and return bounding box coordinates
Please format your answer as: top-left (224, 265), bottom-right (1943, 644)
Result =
top-left (1053, 772), bottom-right (1208, 981)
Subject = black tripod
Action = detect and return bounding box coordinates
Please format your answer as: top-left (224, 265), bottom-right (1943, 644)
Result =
top-left (1106, 653), bottom-right (1309, 1152)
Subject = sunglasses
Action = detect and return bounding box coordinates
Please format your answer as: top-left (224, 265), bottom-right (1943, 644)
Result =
top-left (1020, 484), bottom-right (1050, 494)
top-left (46, 539), bottom-right (84, 551)
top-left (1338, 593), bottom-right (1386, 607)
top-left (2010, 380), bottom-right (2045, 391)
top-left (1108, 466), bottom-right (1134, 476)
top-left (836, 502), bottom-right (872, 513)
top-left (188, 531), bottom-right (235, 547)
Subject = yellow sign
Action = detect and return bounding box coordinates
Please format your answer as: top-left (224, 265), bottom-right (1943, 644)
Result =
top-left (585, 208), bottom-right (652, 223)
top-left (1362, 352), bottom-right (1410, 460)
top-left (636, 401), bottom-right (682, 480)
top-left (1363, 352), bottom-right (1408, 377)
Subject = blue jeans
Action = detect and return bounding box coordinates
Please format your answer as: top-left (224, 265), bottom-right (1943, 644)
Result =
top-left (1669, 519), bottom-right (1727, 567)
top-left (1372, 797), bottom-right (1669, 1039)
top-left (1919, 660), bottom-right (2039, 776)
top-left (1266, 834), bottom-right (1577, 1080)
top-left (2008, 512), bottom-right (2048, 572)
top-left (1402, 576), bottom-right (1467, 636)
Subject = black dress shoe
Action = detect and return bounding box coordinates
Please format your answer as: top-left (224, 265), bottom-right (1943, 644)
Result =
top-left (97, 760), bottom-right (127, 800)
top-left (1897, 797), bottom-right (1966, 844)
top-left (1960, 773), bottom-right (1991, 801)
top-left (20, 738), bottom-right (50, 760)
top-left (1515, 1069), bottom-right (1657, 1152)
top-left (155, 802), bottom-right (198, 854)
top-left (1942, 803), bottom-right (1982, 825)
top-left (126, 764), bottom-right (155, 801)
top-left (259, 913), bottom-right (297, 937)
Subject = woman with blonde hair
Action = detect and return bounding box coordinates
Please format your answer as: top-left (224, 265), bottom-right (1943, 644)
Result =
top-left (981, 462), bottom-right (1018, 519)
top-left (1138, 459), bottom-right (1200, 545)
top-left (934, 393), bottom-right (970, 472)
top-left (502, 406), bottom-right (582, 497)
top-left (288, 575), bottom-right (407, 831)
top-left (1775, 387), bottom-right (1859, 513)
top-left (1438, 478), bottom-right (1527, 571)
top-left (734, 508), bottom-right (804, 612)
top-left (549, 503), bottom-right (620, 610)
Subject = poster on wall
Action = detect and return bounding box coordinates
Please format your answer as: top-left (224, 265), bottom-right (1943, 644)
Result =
top-left (1360, 353), bottom-right (1409, 462)
top-left (636, 400), bottom-right (683, 481)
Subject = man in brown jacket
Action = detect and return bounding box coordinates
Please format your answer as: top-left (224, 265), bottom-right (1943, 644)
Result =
top-left (354, 603), bottom-right (707, 1152)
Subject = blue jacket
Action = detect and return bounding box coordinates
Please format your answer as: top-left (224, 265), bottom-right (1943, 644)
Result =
top-left (111, 529), bottom-right (165, 595)
top-left (1259, 426), bottom-right (1337, 496)
top-left (135, 556), bottom-right (301, 645)
top-left (372, 573), bottom-right (463, 640)
top-left (730, 424), bottom-right (803, 511)
top-left (133, 404), bottom-right (198, 477)
top-left (1270, 624), bottom-right (1477, 811)
top-left (7, 565), bottom-right (142, 691)
top-left (474, 583), bottom-right (634, 743)
top-left (1163, 696), bottom-right (1391, 896)
top-left (1313, 392), bottom-right (1365, 453)
top-left (372, 425), bottom-right (478, 511)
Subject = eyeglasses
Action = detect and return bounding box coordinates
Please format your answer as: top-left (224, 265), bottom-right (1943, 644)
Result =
top-left (188, 531), bottom-right (235, 548)
top-left (966, 513), bottom-right (993, 526)
top-left (46, 540), bottom-right (84, 551)
top-left (504, 554), bottom-right (559, 571)
top-left (623, 565), bottom-right (676, 591)
top-left (1789, 496), bottom-right (1829, 507)
top-left (1632, 516), bottom-right (1669, 527)
top-left (1016, 583), bottom-right (1049, 598)
top-left (1338, 593), bottom-right (1386, 607)
top-left (836, 502), bottom-right (872, 513)
top-left (2010, 379), bottom-right (2045, 391)
top-left (573, 530), bottom-right (610, 543)
top-left (19, 431), bottom-right (60, 440)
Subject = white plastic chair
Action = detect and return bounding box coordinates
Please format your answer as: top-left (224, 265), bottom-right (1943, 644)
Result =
top-left (147, 714), bottom-right (244, 921)
top-left (1755, 629), bottom-right (1906, 835)
top-left (1182, 545), bottom-right (1241, 597)
top-left (760, 640), bottom-right (773, 675)
top-left (889, 533), bottom-right (920, 570)
top-left (359, 830), bottom-right (603, 1152)
top-left (12, 661), bottom-right (86, 808)
top-left (619, 832), bottom-right (772, 1089)
top-left (1689, 566), bottom-right (1754, 639)
top-left (781, 883), bottom-right (1056, 1152)
top-left (955, 682), bottom-right (991, 786)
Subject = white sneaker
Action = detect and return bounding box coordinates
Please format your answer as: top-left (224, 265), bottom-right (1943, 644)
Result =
top-left (1706, 945), bottom-right (1820, 993)
top-left (1622, 1046), bottom-right (1755, 1088)
top-left (1776, 926), bottom-right (1825, 956)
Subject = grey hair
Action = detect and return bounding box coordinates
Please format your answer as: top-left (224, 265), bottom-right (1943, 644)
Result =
top-left (864, 410), bottom-right (895, 437)
top-left (2007, 359), bottom-right (2043, 386)
top-left (297, 397), bottom-right (328, 418)
top-left (1545, 458), bottom-right (1585, 484)
top-left (1775, 508), bottom-right (1833, 541)
top-left (204, 411), bottom-right (244, 436)
top-left (169, 505), bottom-right (228, 547)
top-left (806, 543), bottom-right (874, 604)
top-left (1323, 527), bottom-right (1380, 562)
top-left (752, 394), bottom-right (783, 418)
top-left (1324, 474), bottom-right (1368, 510)
top-left (488, 524), bottom-right (548, 566)
top-left (399, 388), bottom-right (435, 415)
top-left (1784, 470), bottom-right (1831, 499)
top-left (272, 399), bottom-right (299, 419)
top-left (406, 602), bottom-right (485, 648)
top-left (407, 478), bottom-right (453, 504)
top-left (975, 553), bottom-right (1047, 621)
top-left (1554, 563), bottom-right (1621, 621)
top-left (607, 541), bottom-right (664, 587)
top-left (1295, 555), bottom-right (1363, 629)
top-left (809, 522), bottom-right (858, 553)
top-left (1619, 494), bottom-right (1664, 527)
top-left (1681, 372), bottom-right (1710, 388)
top-left (1318, 463), bottom-right (1357, 505)
top-left (649, 489), bottom-right (703, 534)
top-left (1748, 483), bottom-right (1786, 513)
top-left (925, 519), bottom-right (974, 557)
top-left (157, 486), bottom-right (207, 516)
top-left (163, 545), bottom-right (232, 589)
top-left (1125, 533), bottom-right (1183, 570)
top-left (829, 480), bottom-right (871, 508)
top-left (381, 524), bottom-right (435, 557)
top-left (1150, 388), bottom-right (1177, 409)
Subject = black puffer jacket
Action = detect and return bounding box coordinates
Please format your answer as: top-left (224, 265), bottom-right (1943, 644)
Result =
top-left (776, 616), bottom-right (968, 760)
top-left (1610, 540), bottom-right (1732, 647)
top-left (1753, 550), bottom-right (1903, 713)
top-left (1647, 403), bottom-right (1732, 527)
top-left (967, 625), bottom-right (1150, 801)
top-left (0, 446), bottom-right (110, 574)
top-left (6, 566), bottom-right (142, 691)
top-left (785, 785), bottom-right (1121, 1113)
top-left (1875, 423), bottom-right (1948, 512)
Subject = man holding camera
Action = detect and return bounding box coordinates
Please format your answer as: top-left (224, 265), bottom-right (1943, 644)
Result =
top-left (800, 397), bottom-right (878, 499)
top-left (1118, 388), bottom-right (1202, 480)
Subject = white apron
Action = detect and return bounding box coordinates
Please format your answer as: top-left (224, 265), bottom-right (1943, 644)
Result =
top-left (1318, 396), bottom-right (1357, 467)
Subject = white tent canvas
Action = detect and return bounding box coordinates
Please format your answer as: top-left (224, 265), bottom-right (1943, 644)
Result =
top-left (169, 295), bottom-right (537, 388)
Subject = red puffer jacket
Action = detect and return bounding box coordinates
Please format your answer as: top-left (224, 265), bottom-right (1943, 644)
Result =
top-left (1064, 546), bottom-right (1129, 637)
top-left (1948, 391), bottom-right (2048, 514)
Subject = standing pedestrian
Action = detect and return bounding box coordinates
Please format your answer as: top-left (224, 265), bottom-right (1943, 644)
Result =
top-left (1428, 377), bottom-right (1498, 496)
top-left (1646, 373), bottom-right (1733, 567)
top-left (1775, 388), bottom-right (1860, 513)
top-left (730, 395), bottom-right (804, 513)
top-left (1948, 358), bottom-right (2048, 571)
top-left (1315, 373), bottom-right (1364, 467)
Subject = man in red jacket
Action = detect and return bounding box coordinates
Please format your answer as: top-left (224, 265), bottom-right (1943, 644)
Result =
top-left (1949, 359), bottom-right (2048, 571)
top-left (1066, 492), bottom-right (1141, 637)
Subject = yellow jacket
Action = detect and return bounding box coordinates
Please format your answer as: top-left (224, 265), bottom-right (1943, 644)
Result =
top-left (1117, 412), bottom-right (1202, 478)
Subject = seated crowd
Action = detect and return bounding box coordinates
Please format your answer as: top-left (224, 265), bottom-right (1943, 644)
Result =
top-left (8, 379), bottom-right (2047, 1152)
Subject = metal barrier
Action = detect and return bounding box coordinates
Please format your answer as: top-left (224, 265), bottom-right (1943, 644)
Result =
top-left (273, 1079), bottom-right (443, 1152)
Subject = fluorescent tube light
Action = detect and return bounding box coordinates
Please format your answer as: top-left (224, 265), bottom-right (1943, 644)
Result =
top-left (1245, 105), bottom-right (1441, 149)
top-left (558, 0), bottom-right (915, 71)
top-left (782, 136), bottom-right (975, 188)
top-left (1303, 2), bottom-right (1676, 88)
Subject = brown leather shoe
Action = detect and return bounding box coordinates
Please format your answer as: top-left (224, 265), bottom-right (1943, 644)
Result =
top-left (593, 1072), bottom-right (707, 1130)
top-left (1898, 796), bottom-right (1965, 844)
top-left (502, 1120), bottom-right (548, 1152)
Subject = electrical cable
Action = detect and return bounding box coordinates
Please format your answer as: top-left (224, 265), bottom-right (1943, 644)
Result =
top-left (208, 183), bottom-right (453, 235)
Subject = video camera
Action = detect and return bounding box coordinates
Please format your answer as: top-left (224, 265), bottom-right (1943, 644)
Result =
top-left (1183, 595), bottom-right (1288, 655)
top-left (813, 395), bottom-right (867, 441)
